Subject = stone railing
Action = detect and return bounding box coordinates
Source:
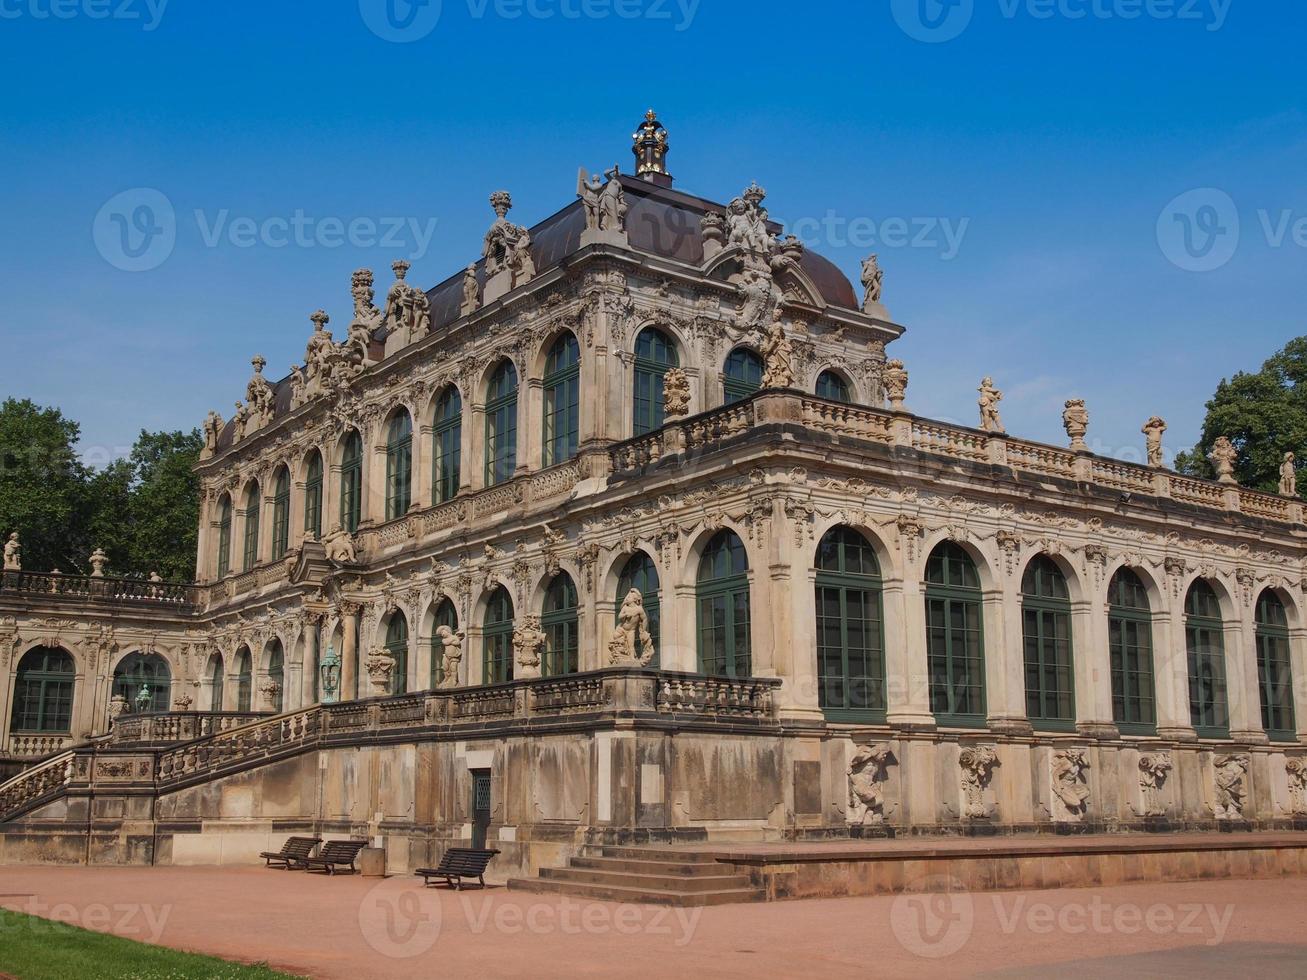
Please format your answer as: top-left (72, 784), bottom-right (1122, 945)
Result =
top-left (800, 397), bottom-right (894, 444)
top-left (609, 400), bottom-right (757, 476)
top-left (109, 711), bottom-right (271, 746)
top-left (157, 708), bottom-right (320, 785)
top-left (0, 571), bottom-right (200, 611)
top-left (5, 734), bottom-right (75, 759)
top-left (0, 750), bottom-right (76, 819)
top-left (656, 673), bottom-right (778, 719)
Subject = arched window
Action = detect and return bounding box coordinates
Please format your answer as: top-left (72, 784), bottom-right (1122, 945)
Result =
top-left (385, 613), bottom-right (409, 696)
top-left (1108, 568), bottom-right (1155, 734)
top-left (112, 653), bottom-right (171, 714)
top-left (386, 411), bottom-right (413, 520)
top-left (432, 387), bottom-right (462, 504)
top-left (633, 327), bottom-right (679, 436)
top-left (925, 542), bottom-right (985, 726)
top-left (233, 648), bottom-right (253, 712)
top-left (1185, 580), bottom-right (1229, 737)
top-left (541, 573), bottom-right (579, 676)
top-left (271, 468), bottom-right (291, 560)
top-left (543, 334), bottom-right (580, 467)
top-left (723, 348), bottom-right (763, 405)
top-left (483, 587), bottom-right (515, 684)
top-left (816, 370), bottom-right (851, 403)
top-left (1021, 556), bottom-right (1075, 729)
top-left (485, 361), bottom-right (518, 486)
top-left (617, 552), bottom-right (661, 666)
top-left (697, 530), bottom-right (752, 678)
top-left (304, 451), bottom-right (323, 541)
top-left (340, 431), bottom-right (363, 533)
top-left (1255, 591), bottom-right (1296, 740)
top-left (216, 496), bottom-right (232, 578)
top-left (265, 641), bottom-right (285, 713)
top-left (241, 483), bottom-right (261, 572)
top-left (10, 647), bottom-right (75, 733)
top-left (208, 654), bottom-right (225, 712)
top-left (431, 598), bottom-right (459, 688)
top-left (815, 527), bottom-right (885, 721)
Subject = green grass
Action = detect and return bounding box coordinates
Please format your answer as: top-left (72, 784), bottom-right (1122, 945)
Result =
top-left (0, 908), bottom-right (302, 980)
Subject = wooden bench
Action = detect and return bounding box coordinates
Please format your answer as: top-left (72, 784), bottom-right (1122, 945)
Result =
top-left (415, 848), bottom-right (501, 890)
top-left (301, 839), bottom-right (368, 875)
top-left (260, 836), bottom-right (322, 869)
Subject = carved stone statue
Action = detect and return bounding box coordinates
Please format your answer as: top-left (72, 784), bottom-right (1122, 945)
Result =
top-left (662, 367), bottom-right (691, 418)
top-left (364, 648), bottom-right (396, 696)
top-left (1280, 452), bottom-right (1297, 497)
top-left (202, 411), bottom-right (223, 458)
top-left (288, 364), bottom-right (307, 410)
top-left (460, 264), bottom-right (480, 317)
top-left (3, 532), bottom-right (20, 571)
top-left (578, 166), bottom-right (628, 234)
top-left (323, 529), bottom-right (358, 565)
top-left (761, 310), bottom-right (795, 389)
top-left (726, 183), bottom-right (772, 256)
top-left (258, 680), bottom-right (282, 709)
top-left (977, 378), bottom-right (1004, 433)
top-left (89, 548), bottom-right (108, 578)
top-left (737, 268), bottom-right (780, 333)
top-left (1142, 416), bottom-right (1167, 469)
top-left (1050, 749), bottom-right (1090, 821)
top-left (510, 227), bottom-right (535, 286)
top-left (245, 356), bottom-right (275, 428)
top-left (1138, 752), bottom-right (1173, 818)
top-left (1286, 757), bottom-right (1307, 816)
top-left (173, 692), bottom-right (194, 711)
top-left (231, 401), bottom-right (250, 444)
top-left (345, 269), bottom-right (382, 369)
top-left (883, 359), bottom-right (908, 411)
top-left (1062, 399), bottom-right (1089, 452)
top-left (108, 694), bottom-right (129, 723)
top-left (578, 168), bottom-right (602, 229)
top-left (959, 745), bottom-right (999, 819)
top-left (700, 212), bottom-right (726, 261)
top-left (482, 191), bottom-right (536, 297)
top-left (435, 625), bottom-right (464, 689)
top-left (860, 253), bottom-right (884, 312)
top-left (1210, 436), bottom-right (1238, 485)
top-left (1213, 753), bottom-right (1248, 820)
top-left (383, 259), bottom-right (432, 345)
top-left (513, 615), bottom-right (547, 679)
top-left (607, 589), bottom-right (655, 666)
top-left (847, 742), bottom-right (894, 826)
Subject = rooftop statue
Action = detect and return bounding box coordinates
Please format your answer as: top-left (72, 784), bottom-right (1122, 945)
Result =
top-left (761, 310), bottom-right (795, 389)
top-left (3, 532), bottom-right (20, 571)
top-left (1142, 416), bottom-right (1167, 469)
top-left (1280, 451), bottom-right (1297, 497)
top-left (978, 377), bottom-right (1004, 434)
top-left (607, 589), bottom-right (655, 666)
top-left (383, 259), bottom-right (432, 346)
top-left (861, 253), bottom-right (884, 314)
top-left (460, 264), bottom-right (480, 317)
top-left (1209, 436), bottom-right (1238, 485)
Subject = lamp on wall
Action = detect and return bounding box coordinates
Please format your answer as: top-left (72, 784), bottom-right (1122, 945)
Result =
top-left (320, 646), bottom-right (341, 704)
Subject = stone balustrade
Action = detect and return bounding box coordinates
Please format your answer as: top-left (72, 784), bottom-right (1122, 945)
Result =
top-left (6, 734), bottom-right (75, 759)
top-left (109, 711), bottom-right (272, 746)
top-left (0, 571), bottom-right (200, 610)
top-left (0, 750), bottom-right (76, 820)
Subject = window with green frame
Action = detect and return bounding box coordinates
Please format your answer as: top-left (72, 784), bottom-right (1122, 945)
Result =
top-left (633, 327), bottom-right (678, 436)
top-left (385, 411), bottom-right (413, 520)
top-left (483, 587), bottom-right (515, 684)
top-left (924, 542), bottom-right (986, 726)
top-left (304, 451), bottom-right (323, 541)
top-left (385, 613), bottom-right (409, 696)
top-left (543, 333), bottom-right (580, 467)
top-left (484, 361), bottom-right (518, 486)
top-left (216, 496), bottom-right (232, 578)
top-left (815, 526), bottom-right (886, 721)
top-left (1185, 580), bottom-right (1229, 738)
top-left (265, 641), bottom-right (285, 712)
top-left (816, 370), bottom-right (851, 403)
top-left (697, 530), bottom-right (752, 678)
top-left (233, 648), bottom-right (252, 712)
top-left (208, 655), bottom-right (225, 711)
top-left (1255, 590), bottom-right (1296, 741)
top-left (541, 573), bottom-right (579, 676)
top-left (271, 468), bottom-right (291, 561)
top-left (617, 552), bottom-right (661, 666)
top-left (430, 598), bottom-right (459, 688)
top-left (340, 431), bottom-right (363, 533)
top-left (1108, 568), bottom-right (1156, 734)
top-left (10, 647), bottom-right (75, 733)
top-left (112, 652), bottom-right (171, 714)
top-left (722, 348), bottom-right (763, 405)
top-left (1021, 556), bottom-right (1076, 730)
top-left (432, 387), bottom-right (462, 504)
top-left (241, 483), bottom-right (261, 572)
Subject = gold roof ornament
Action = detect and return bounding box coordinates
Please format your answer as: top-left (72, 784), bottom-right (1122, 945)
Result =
top-left (632, 109), bottom-right (671, 186)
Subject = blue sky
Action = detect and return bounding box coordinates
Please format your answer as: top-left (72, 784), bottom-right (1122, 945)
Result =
top-left (1, 0), bottom-right (1304, 468)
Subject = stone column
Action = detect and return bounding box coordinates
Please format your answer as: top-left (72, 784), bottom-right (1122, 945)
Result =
top-left (367, 433), bottom-right (387, 524)
top-left (986, 582), bottom-right (1032, 735)
top-left (524, 378), bottom-right (543, 473)
top-left (258, 480), bottom-right (275, 565)
top-left (469, 402), bottom-right (488, 491)
top-left (667, 582), bottom-right (698, 674)
top-left (339, 603), bottom-right (360, 702)
top-left (886, 574), bottom-right (936, 729)
top-left (414, 419), bottom-right (433, 510)
top-left (194, 490), bottom-right (213, 583)
top-left (1291, 623), bottom-right (1307, 741)
top-left (1073, 588), bottom-right (1118, 738)
top-left (1155, 587), bottom-right (1197, 740)
top-left (1228, 597), bottom-right (1267, 742)
top-left (771, 505), bottom-right (822, 723)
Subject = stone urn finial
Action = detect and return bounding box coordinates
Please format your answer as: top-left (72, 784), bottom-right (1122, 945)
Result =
top-left (1062, 399), bottom-right (1089, 452)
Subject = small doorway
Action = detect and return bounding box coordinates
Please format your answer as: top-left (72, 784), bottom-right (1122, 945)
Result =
top-left (471, 769), bottom-right (492, 849)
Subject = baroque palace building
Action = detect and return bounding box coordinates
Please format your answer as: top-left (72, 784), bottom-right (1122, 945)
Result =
top-left (2, 113), bottom-right (1307, 874)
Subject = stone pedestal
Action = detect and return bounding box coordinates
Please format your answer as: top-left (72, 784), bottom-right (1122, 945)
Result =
top-left (359, 846), bottom-right (386, 877)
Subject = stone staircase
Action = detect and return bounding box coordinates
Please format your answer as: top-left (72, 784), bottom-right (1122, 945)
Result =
top-left (507, 845), bottom-right (764, 906)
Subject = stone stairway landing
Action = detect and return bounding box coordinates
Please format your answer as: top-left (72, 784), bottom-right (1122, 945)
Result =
top-left (506, 846), bottom-right (764, 907)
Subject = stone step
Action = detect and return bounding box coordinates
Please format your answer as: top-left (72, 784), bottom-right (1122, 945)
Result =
top-left (593, 845), bottom-right (722, 864)
top-left (539, 866), bottom-right (755, 892)
top-left (506, 875), bottom-right (765, 907)
top-left (570, 855), bottom-right (735, 877)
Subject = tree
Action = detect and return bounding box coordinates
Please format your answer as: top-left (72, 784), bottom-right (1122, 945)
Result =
top-left (119, 429), bottom-right (203, 581)
top-left (1175, 337), bottom-right (1307, 494)
top-left (0, 399), bottom-right (91, 571)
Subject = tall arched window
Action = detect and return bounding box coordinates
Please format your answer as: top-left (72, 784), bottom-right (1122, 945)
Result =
top-left (723, 348), bottom-right (763, 405)
top-left (112, 653), bottom-right (171, 714)
top-left (265, 641), bottom-right (285, 712)
top-left (1108, 568), bottom-right (1156, 734)
top-left (485, 361), bottom-right (518, 486)
top-left (386, 411), bottom-right (413, 520)
top-left (304, 451), bottom-right (323, 541)
top-left (816, 370), bottom-right (851, 403)
top-left (208, 654), bottom-right (225, 712)
top-left (1185, 580), bottom-right (1229, 738)
top-left (1022, 556), bottom-right (1075, 730)
top-left (617, 552), bottom-right (661, 666)
top-left (340, 431), bottom-right (363, 533)
top-left (233, 648), bottom-right (253, 712)
top-left (483, 587), bottom-right (515, 684)
top-left (271, 467), bottom-right (291, 560)
top-left (241, 483), bottom-right (261, 572)
top-left (385, 613), bottom-right (409, 696)
top-left (815, 526), bottom-right (885, 721)
top-left (431, 598), bottom-right (459, 688)
top-left (1255, 590), bottom-right (1296, 741)
top-left (697, 530), bottom-right (751, 678)
top-left (633, 327), bottom-right (679, 436)
top-left (216, 495), bottom-right (232, 578)
top-left (543, 334), bottom-right (580, 467)
top-left (542, 573), bottom-right (579, 676)
top-left (10, 647), bottom-right (75, 733)
top-left (925, 542), bottom-right (985, 726)
top-left (432, 387), bottom-right (462, 504)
